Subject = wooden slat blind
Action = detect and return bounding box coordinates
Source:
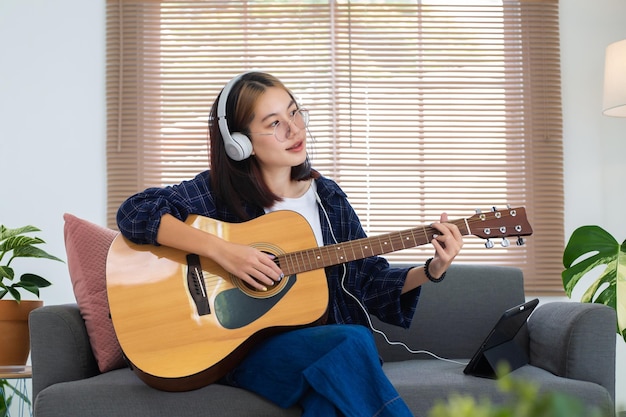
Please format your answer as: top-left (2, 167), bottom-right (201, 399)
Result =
top-left (106, 0), bottom-right (565, 294)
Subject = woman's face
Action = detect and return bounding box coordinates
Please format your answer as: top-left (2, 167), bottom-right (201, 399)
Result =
top-left (247, 87), bottom-right (307, 173)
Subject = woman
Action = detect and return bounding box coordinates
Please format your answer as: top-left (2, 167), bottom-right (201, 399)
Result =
top-left (117, 72), bottom-right (464, 417)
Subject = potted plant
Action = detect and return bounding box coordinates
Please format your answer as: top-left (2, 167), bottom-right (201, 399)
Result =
top-left (0, 224), bottom-right (63, 300)
top-left (562, 225), bottom-right (625, 342)
top-left (1, 224), bottom-right (63, 417)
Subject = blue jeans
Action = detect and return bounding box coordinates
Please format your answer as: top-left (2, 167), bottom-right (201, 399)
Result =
top-left (223, 324), bottom-right (413, 417)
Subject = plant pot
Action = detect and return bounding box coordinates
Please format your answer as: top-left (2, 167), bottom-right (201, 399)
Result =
top-left (0, 300), bottom-right (43, 366)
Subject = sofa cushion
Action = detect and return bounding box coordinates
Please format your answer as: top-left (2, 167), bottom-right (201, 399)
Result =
top-left (35, 368), bottom-right (302, 417)
top-left (63, 213), bottom-right (126, 372)
top-left (32, 359), bottom-right (613, 417)
top-left (383, 361), bottom-right (614, 417)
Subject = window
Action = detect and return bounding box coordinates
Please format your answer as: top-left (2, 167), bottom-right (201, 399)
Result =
top-left (107, 0), bottom-right (564, 294)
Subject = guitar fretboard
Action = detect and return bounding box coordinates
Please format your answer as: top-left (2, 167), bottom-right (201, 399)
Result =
top-left (277, 218), bottom-right (471, 275)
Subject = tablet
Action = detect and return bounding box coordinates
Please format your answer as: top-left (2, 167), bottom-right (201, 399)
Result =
top-left (463, 298), bottom-right (539, 378)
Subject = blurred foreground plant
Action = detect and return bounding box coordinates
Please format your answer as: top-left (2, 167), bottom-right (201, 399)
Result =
top-left (428, 364), bottom-right (607, 417)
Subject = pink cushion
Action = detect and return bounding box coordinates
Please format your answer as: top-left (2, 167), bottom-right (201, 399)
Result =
top-left (63, 213), bottom-right (126, 372)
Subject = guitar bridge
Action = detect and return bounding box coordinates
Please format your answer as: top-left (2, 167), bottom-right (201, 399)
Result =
top-left (186, 254), bottom-right (210, 316)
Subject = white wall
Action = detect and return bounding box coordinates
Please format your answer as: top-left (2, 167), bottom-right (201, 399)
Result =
top-left (560, 0), bottom-right (626, 412)
top-left (0, 0), bottom-right (624, 412)
top-left (0, 0), bottom-right (106, 304)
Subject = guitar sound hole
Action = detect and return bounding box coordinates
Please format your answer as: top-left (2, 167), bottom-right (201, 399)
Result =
top-left (234, 274), bottom-right (290, 299)
top-left (232, 250), bottom-right (289, 299)
top-left (242, 278), bottom-right (279, 292)
top-left (230, 246), bottom-right (287, 298)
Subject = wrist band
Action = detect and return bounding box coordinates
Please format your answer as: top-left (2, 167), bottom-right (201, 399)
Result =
top-left (424, 257), bottom-right (446, 283)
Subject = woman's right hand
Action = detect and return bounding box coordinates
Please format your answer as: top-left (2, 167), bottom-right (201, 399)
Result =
top-left (156, 214), bottom-right (284, 292)
top-left (212, 240), bottom-right (284, 291)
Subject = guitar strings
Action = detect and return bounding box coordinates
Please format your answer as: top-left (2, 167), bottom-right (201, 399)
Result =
top-left (315, 189), bottom-right (467, 366)
top-left (281, 209), bottom-right (527, 276)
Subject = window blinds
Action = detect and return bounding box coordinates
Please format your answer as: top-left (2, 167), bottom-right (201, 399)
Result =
top-left (106, 0), bottom-right (564, 294)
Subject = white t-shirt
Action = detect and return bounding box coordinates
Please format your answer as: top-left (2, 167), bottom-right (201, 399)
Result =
top-left (264, 180), bottom-right (324, 247)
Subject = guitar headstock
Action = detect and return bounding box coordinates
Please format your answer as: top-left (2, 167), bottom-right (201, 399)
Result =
top-left (468, 207), bottom-right (533, 247)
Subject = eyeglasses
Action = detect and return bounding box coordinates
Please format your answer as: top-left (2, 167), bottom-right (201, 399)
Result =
top-left (250, 108), bottom-right (309, 142)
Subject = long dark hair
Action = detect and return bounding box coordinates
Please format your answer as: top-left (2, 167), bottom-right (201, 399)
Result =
top-left (208, 72), bottom-right (316, 220)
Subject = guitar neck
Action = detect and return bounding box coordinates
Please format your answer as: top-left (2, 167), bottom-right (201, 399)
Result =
top-left (276, 218), bottom-right (471, 276)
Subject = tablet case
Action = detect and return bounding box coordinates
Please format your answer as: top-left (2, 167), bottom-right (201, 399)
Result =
top-left (463, 298), bottom-right (539, 378)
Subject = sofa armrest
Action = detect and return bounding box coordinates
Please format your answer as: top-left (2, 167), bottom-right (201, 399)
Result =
top-left (528, 301), bottom-right (616, 404)
top-left (29, 304), bottom-right (100, 399)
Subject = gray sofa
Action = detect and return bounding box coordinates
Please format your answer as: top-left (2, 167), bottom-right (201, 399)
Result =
top-left (30, 264), bottom-right (616, 417)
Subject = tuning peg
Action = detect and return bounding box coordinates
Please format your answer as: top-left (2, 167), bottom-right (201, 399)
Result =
top-left (475, 208), bottom-right (482, 214)
top-left (491, 206), bottom-right (497, 212)
top-left (485, 239), bottom-right (494, 249)
top-left (516, 237), bottom-right (526, 246)
top-left (501, 238), bottom-right (510, 247)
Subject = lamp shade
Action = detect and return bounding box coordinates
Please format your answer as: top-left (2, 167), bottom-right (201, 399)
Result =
top-left (602, 39), bottom-right (626, 117)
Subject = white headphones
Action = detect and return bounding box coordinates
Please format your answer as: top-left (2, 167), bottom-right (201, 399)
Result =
top-left (217, 72), bottom-right (254, 161)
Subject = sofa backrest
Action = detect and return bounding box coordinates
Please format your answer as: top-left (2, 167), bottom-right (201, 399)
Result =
top-left (373, 263), bottom-right (526, 362)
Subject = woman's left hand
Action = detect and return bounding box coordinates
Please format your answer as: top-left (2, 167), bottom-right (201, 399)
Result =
top-left (427, 213), bottom-right (464, 278)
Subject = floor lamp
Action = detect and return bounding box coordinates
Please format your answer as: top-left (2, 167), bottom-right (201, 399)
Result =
top-left (603, 39), bottom-right (626, 117)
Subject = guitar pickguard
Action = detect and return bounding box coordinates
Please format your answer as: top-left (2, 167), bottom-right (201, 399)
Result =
top-left (214, 275), bottom-right (297, 329)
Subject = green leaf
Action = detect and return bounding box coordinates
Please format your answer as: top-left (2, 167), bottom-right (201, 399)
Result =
top-left (14, 283), bottom-right (40, 297)
top-left (562, 226), bottom-right (618, 266)
top-left (0, 266), bottom-right (14, 280)
top-left (0, 235), bottom-right (44, 251)
top-left (562, 226), bottom-right (618, 299)
top-left (7, 286), bottom-right (21, 301)
top-left (562, 225), bottom-right (626, 340)
top-left (12, 245), bottom-right (64, 263)
top-left (0, 225), bottom-right (40, 242)
top-left (19, 273), bottom-right (52, 288)
top-left (13, 273), bottom-right (52, 297)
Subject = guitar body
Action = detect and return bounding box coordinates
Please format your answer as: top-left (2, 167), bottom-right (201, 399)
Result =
top-left (106, 211), bottom-right (329, 391)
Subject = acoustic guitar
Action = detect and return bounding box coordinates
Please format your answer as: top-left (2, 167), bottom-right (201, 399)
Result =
top-left (106, 207), bottom-right (532, 391)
